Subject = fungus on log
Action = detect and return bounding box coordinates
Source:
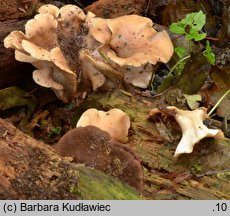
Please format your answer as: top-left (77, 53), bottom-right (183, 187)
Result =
top-left (148, 106), bottom-right (225, 157)
top-left (4, 4), bottom-right (173, 102)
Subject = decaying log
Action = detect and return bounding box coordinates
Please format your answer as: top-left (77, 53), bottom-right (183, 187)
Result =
top-left (0, 20), bottom-right (33, 89)
top-left (0, 0), bottom-right (41, 22)
top-left (0, 118), bottom-right (141, 199)
top-left (77, 91), bottom-right (230, 200)
top-left (0, 0), bottom-right (44, 88)
top-left (85, 0), bottom-right (147, 18)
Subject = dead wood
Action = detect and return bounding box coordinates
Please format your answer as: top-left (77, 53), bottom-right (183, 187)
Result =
top-left (0, 20), bottom-right (33, 89)
top-left (85, 0), bottom-right (146, 18)
top-left (0, 118), bottom-right (141, 200)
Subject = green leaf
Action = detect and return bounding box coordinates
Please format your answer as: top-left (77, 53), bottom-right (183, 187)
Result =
top-left (180, 11), bottom-right (206, 31)
top-left (170, 10), bottom-right (206, 41)
top-left (169, 23), bottom-right (186, 34)
top-left (203, 40), bottom-right (215, 65)
top-left (0, 86), bottom-right (37, 116)
top-left (181, 12), bottom-right (196, 26)
top-left (48, 126), bottom-right (62, 138)
top-left (191, 10), bottom-right (206, 31)
top-left (175, 47), bottom-right (187, 58)
top-left (186, 30), bottom-right (206, 41)
top-left (183, 94), bottom-right (202, 110)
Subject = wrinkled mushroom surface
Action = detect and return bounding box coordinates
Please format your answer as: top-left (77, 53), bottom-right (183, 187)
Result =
top-left (149, 106), bottom-right (225, 157)
top-left (54, 126), bottom-right (143, 191)
top-left (76, 108), bottom-right (130, 143)
top-left (4, 4), bottom-right (174, 102)
top-left (4, 5), bottom-right (78, 103)
top-left (89, 14), bottom-right (174, 88)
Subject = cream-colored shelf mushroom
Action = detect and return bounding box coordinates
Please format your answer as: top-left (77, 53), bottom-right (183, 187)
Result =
top-left (4, 4), bottom-right (174, 102)
top-left (88, 15), bottom-right (174, 88)
top-left (149, 106), bottom-right (225, 157)
top-left (76, 108), bottom-right (130, 143)
top-left (4, 5), bottom-right (77, 103)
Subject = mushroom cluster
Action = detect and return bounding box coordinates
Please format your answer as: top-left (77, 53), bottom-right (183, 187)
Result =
top-left (4, 4), bottom-right (174, 102)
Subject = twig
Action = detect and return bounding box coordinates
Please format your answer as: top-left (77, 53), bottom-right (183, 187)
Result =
top-left (208, 88), bottom-right (230, 117)
top-left (168, 55), bottom-right (191, 77)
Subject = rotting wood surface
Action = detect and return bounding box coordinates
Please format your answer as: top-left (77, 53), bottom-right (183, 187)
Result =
top-left (0, 118), bottom-right (141, 200)
top-left (79, 90), bottom-right (230, 200)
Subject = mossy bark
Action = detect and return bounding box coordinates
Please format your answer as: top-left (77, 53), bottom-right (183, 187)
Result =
top-left (0, 118), bottom-right (141, 200)
top-left (75, 90), bottom-right (230, 200)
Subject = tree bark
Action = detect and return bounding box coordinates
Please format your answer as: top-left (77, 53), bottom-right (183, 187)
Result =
top-left (0, 118), bottom-right (141, 199)
top-left (85, 0), bottom-right (146, 18)
top-left (0, 20), bottom-right (33, 89)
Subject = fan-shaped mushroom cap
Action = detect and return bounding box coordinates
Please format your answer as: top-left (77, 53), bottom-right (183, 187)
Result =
top-left (79, 51), bottom-right (123, 91)
top-left (79, 52), bottom-right (106, 91)
top-left (88, 14), bottom-right (173, 88)
top-left (59, 5), bottom-right (86, 22)
top-left (38, 4), bottom-right (59, 17)
top-left (107, 18), bottom-right (173, 66)
top-left (4, 31), bottom-right (26, 51)
top-left (89, 15), bottom-right (173, 67)
top-left (25, 13), bottom-right (58, 51)
top-left (14, 49), bottom-right (76, 103)
top-left (76, 108), bottom-right (130, 143)
top-left (88, 17), bottom-right (111, 45)
top-left (149, 106), bottom-right (225, 157)
top-left (3, 5), bottom-right (82, 103)
top-left (123, 64), bottom-right (154, 89)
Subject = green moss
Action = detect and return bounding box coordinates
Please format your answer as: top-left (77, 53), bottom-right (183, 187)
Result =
top-left (73, 166), bottom-right (142, 200)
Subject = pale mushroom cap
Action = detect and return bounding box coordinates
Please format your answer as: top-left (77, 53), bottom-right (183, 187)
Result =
top-left (106, 15), bottom-right (173, 67)
top-left (79, 50), bottom-right (123, 90)
top-left (88, 17), bottom-right (111, 44)
top-left (50, 47), bottom-right (75, 74)
top-left (173, 107), bottom-right (225, 157)
top-left (76, 108), bottom-right (131, 143)
top-left (3, 31), bottom-right (26, 51)
top-left (124, 67), bottom-right (153, 89)
top-left (79, 52), bottom-right (106, 91)
top-left (15, 50), bottom-right (39, 63)
top-left (38, 4), bottom-right (60, 18)
top-left (25, 13), bottom-right (58, 50)
top-left (4, 4), bottom-right (174, 101)
top-left (14, 50), bottom-right (63, 90)
top-left (149, 106), bottom-right (225, 157)
top-left (59, 5), bottom-right (86, 22)
top-left (33, 67), bottom-right (64, 90)
top-left (22, 40), bottom-right (51, 61)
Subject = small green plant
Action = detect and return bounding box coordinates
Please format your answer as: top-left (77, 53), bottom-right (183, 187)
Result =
top-left (48, 126), bottom-right (62, 138)
top-left (170, 10), bottom-right (207, 42)
top-left (203, 40), bottom-right (215, 65)
top-left (168, 10), bottom-right (215, 77)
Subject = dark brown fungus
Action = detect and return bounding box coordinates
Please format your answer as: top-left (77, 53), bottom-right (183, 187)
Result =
top-left (54, 126), bottom-right (143, 191)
